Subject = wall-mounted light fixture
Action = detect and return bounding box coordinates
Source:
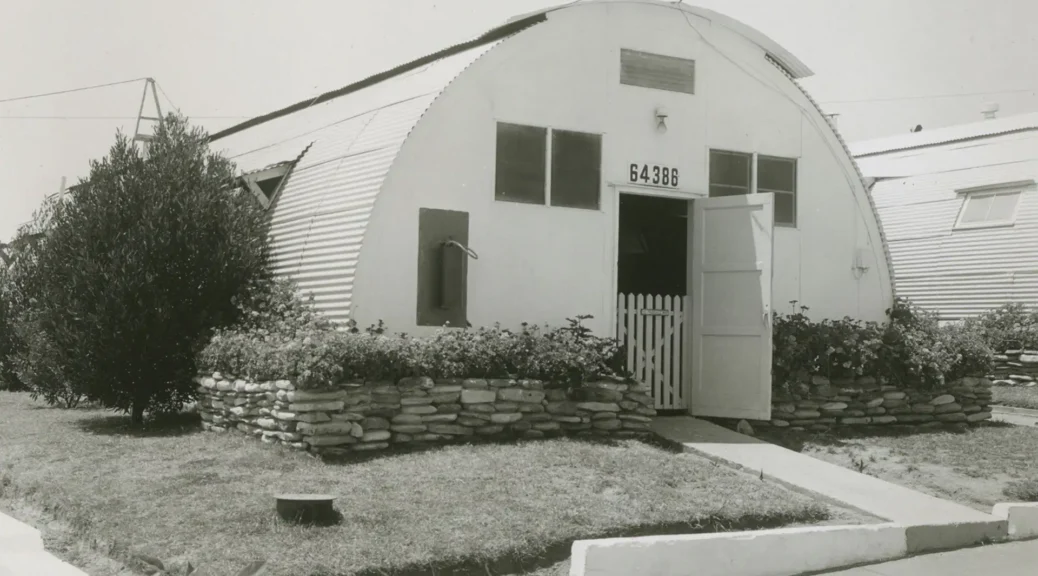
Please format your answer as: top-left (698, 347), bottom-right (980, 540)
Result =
top-left (655, 106), bottom-right (669, 133)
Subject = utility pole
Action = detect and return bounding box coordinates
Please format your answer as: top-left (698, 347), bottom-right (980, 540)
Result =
top-left (131, 78), bottom-right (163, 158)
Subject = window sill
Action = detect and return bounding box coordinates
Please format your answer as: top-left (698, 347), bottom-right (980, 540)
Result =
top-left (952, 221), bottom-right (1017, 231)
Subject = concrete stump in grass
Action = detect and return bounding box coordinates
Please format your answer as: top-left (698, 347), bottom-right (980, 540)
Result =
top-left (274, 494), bottom-right (338, 526)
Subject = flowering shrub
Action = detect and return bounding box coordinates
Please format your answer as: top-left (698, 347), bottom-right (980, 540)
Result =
top-left (197, 285), bottom-right (628, 390)
top-left (773, 298), bottom-right (994, 391)
top-left (965, 303), bottom-right (1038, 351)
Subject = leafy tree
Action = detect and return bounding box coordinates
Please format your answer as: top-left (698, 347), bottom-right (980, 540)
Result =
top-left (5, 114), bottom-right (270, 423)
top-left (0, 265), bottom-right (28, 391)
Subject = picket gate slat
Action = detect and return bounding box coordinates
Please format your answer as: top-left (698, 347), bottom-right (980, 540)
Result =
top-left (615, 293), bottom-right (687, 410)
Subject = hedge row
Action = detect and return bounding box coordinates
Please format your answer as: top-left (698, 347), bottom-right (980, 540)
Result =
top-left (198, 279), bottom-right (625, 389)
top-left (772, 299), bottom-right (996, 391)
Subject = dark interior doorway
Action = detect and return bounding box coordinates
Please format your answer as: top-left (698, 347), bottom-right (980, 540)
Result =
top-left (616, 194), bottom-right (688, 297)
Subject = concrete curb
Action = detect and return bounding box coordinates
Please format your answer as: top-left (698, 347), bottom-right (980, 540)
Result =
top-left (569, 523), bottom-right (908, 576)
top-left (569, 513), bottom-right (1020, 576)
top-left (904, 519), bottom-right (1007, 554)
top-left (992, 502), bottom-right (1038, 539)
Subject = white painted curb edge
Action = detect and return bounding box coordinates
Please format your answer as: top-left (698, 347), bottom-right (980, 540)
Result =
top-left (569, 523), bottom-right (908, 576)
top-left (992, 502), bottom-right (1038, 540)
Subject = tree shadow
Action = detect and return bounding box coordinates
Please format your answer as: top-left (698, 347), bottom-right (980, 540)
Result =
top-left (315, 433), bottom-right (635, 467)
top-left (75, 410), bottom-right (203, 438)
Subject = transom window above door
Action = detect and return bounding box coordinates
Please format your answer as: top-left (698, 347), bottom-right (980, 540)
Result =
top-left (495, 122), bottom-right (602, 210)
top-left (708, 149), bottom-right (798, 227)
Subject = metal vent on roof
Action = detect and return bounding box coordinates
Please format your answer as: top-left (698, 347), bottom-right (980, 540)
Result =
top-left (620, 49), bottom-right (695, 95)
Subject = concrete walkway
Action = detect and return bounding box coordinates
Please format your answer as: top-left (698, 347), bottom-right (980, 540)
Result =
top-left (817, 538), bottom-right (1038, 575)
top-left (0, 511), bottom-right (88, 576)
top-left (991, 405), bottom-right (1038, 427)
top-left (652, 417), bottom-right (997, 526)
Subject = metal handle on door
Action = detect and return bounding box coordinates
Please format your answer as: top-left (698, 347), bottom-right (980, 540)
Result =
top-left (762, 310), bottom-right (770, 328)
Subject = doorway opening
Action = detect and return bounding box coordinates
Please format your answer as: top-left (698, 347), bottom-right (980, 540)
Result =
top-left (617, 194), bottom-right (688, 296)
top-left (615, 193), bottom-right (690, 412)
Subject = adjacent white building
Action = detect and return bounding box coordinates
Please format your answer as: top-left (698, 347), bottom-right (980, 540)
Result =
top-left (211, 0), bottom-right (894, 419)
top-left (851, 110), bottom-right (1038, 322)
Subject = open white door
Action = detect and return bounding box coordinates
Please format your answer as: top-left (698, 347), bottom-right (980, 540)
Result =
top-left (688, 193), bottom-right (774, 420)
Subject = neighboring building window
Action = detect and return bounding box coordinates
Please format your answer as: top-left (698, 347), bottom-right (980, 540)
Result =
top-left (758, 156), bottom-right (797, 226)
top-left (240, 163), bottom-right (292, 210)
top-left (551, 129), bottom-right (602, 209)
top-left (495, 123), bottom-right (546, 205)
top-left (255, 177), bottom-right (282, 201)
top-left (495, 121), bottom-right (602, 210)
top-left (620, 49), bottom-right (695, 95)
top-left (954, 190), bottom-right (1022, 230)
top-left (708, 150), bottom-right (752, 197)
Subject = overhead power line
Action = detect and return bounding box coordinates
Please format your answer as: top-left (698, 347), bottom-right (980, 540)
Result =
top-left (0, 77), bottom-right (149, 104)
top-left (819, 88), bottom-right (1036, 105)
top-left (0, 115), bottom-right (251, 120)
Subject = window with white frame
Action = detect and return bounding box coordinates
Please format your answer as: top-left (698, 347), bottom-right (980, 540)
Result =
top-left (758, 155), bottom-right (797, 227)
top-left (495, 122), bottom-right (602, 210)
top-left (954, 189), bottom-right (1022, 230)
top-left (708, 150), bottom-right (798, 227)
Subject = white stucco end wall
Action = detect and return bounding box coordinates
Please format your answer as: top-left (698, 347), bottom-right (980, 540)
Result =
top-left (350, 1), bottom-right (893, 336)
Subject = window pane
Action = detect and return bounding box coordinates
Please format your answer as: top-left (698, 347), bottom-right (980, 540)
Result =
top-left (758, 157), bottom-right (796, 192)
top-left (709, 184), bottom-right (749, 197)
top-left (709, 150), bottom-right (751, 187)
top-left (959, 195), bottom-right (993, 224)
top-left (775, 192), bottom-right (795, 226)
top-left (987, 193), bottom-right (1020, 221)
top-left (551, 129), bottom-right (602, 209)
top-left (495, 123), bottom-right (546, 204)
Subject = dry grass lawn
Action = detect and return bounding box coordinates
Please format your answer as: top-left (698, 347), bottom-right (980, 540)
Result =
top-left (992, 385), bottom-right (1038, 411)
top-left (758, 422), bottom-right (1038, 513)
top-left (0, 392), bottom-right (852, 576)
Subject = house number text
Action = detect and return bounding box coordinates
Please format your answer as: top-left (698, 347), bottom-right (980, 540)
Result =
top-left (629, 163), bottom-right (679, 187)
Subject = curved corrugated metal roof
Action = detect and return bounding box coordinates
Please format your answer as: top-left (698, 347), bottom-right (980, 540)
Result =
top-left (506, 0), bottom-right (813, 78)
top-left (849, 111), bottom-right (1038, 158)
top-left (211, 44), bottom-right (500, 322)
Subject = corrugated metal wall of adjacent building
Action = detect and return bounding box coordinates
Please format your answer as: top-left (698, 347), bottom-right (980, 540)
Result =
top-left (863, 128), bottom-right (1038, 320)
top-left (210, 44), bottom-right (498, 323)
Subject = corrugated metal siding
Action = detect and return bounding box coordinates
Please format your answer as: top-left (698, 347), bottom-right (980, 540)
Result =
top-left (870, 156), bottom-right (1038, 320)
top-left (211, 44), bottom-right (498, 323)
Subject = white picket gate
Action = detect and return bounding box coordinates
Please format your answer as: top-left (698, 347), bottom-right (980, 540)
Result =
top-left (615, 293), bottom-right (688, 410)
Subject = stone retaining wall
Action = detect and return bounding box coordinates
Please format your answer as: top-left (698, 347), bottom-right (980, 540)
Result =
top-left (760, 375), bottom-right (993, 432)
top-left (194, 373), bottom-right (657, 455)
top-left (990, 349), bottom-right (1038, 387)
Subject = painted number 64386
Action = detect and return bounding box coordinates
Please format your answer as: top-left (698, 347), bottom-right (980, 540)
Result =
top-left (629, 163), bottom-right (679, 188)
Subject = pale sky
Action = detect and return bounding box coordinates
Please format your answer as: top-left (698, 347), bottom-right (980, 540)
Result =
top-left (1, 0), bottom-right (1036, 242)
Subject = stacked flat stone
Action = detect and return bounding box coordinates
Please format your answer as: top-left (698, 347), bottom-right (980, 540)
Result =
top-left (195, 373), bottom-right (656, 455)
top-left (989, 350), bottom-right (1038, 387)
top-left (765, 374), bottom-right (993, 432)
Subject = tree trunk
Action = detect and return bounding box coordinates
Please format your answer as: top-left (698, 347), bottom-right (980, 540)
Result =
top-left (131, 400), bottom-right (146, 426)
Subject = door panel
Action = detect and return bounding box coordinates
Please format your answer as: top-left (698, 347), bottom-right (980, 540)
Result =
top-left (688, 193), bottom-right (774, 420)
